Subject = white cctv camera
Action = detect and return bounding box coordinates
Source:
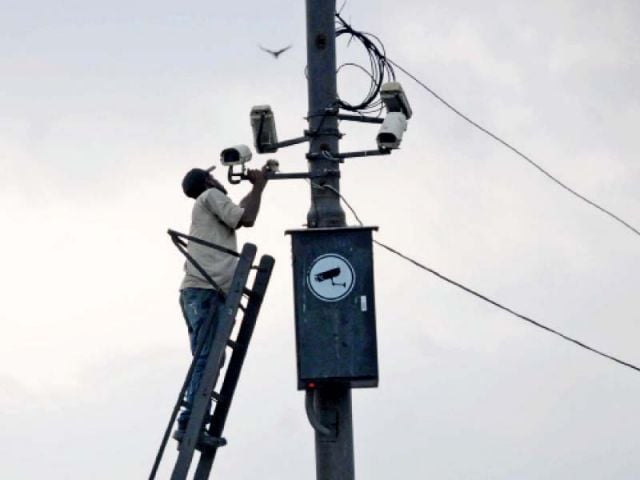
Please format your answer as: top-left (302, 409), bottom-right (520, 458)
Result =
top-left (376, 112), bottom-right (407, 150)
top-left (220, 145), bottom-right (253, 166)
top-left (380, 82), bottom-right (412, 119)
top-left (250, 105), bottom-right (279, 153)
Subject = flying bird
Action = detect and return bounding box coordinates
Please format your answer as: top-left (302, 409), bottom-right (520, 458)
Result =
top-left (259, 44), bottom-right (292, 59)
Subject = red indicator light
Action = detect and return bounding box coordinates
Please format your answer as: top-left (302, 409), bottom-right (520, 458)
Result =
top-left (307, 382), bottom-right (316, 389)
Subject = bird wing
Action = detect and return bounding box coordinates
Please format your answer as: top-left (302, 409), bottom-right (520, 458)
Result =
top-left (259, 45), bottom-right (277, 56)
top-left (274, 45), bottom-right (292, 56)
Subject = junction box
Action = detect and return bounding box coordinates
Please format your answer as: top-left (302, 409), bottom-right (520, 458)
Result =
top-left (286, 226), bottom-right (379, 389)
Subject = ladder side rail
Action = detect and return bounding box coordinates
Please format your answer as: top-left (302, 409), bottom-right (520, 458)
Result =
top-left (170, 243), bottom-right (257, 480)
top-left (193, 255), bottom-right (276, 480)
top-left (149, 311), bottom-right (217, 480)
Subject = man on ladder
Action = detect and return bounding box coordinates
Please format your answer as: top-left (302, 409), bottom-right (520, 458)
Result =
top-left (176, 163), bottom-right (269, 446)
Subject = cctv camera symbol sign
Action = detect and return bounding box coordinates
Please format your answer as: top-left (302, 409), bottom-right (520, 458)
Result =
top-left (307, 254), bottom-right (356, 302)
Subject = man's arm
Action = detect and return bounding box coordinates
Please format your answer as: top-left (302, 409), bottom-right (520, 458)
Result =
top-left (237, 168), bottom-right (268, 228)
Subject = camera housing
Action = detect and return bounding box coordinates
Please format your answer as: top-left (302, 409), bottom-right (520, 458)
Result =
top-left (380, 82), bottom-right (412, 119)
top-left (250, 105), bottom-right (279, 153)
top-left (376, 112), bottom-right (407, 150)
top-left (220, 145), bottom-right (253, 166)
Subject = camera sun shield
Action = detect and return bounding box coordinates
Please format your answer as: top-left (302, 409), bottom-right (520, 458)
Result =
top-left (250, 105), bottom-right (279, 153)
top-left (220, 145), bottom-right (253, 166)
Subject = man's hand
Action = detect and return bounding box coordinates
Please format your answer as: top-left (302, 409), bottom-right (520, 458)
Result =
top-left (245, 169), bottom-right (267, 190)
top-left (239, 167), bottom-right (269, 228)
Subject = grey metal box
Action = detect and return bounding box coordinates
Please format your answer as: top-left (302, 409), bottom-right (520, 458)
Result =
top-left (286, 227), bottom-right (379, 389)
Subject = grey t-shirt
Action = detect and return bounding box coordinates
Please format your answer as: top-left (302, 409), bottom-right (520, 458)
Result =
top-left (179, 188), bottom-right (245, 293)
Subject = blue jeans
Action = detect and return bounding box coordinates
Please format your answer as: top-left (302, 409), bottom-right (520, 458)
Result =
top-left (177, 287), bottom-right (223, 429)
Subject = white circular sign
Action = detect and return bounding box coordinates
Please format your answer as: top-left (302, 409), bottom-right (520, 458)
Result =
top-left (307, 253), bottom-right (356, 302)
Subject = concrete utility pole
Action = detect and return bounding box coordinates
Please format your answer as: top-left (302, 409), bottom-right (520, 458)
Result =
top-left (305, 1), bottom-right (354, 479)
top-left (306, 0), bottom-right (346, 229)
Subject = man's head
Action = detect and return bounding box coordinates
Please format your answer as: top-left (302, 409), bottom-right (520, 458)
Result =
top-left (182, 166), bottom-right (227, 199)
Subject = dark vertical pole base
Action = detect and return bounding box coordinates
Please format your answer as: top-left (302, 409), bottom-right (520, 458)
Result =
top-left (314, 384), bottom-right (355, 480)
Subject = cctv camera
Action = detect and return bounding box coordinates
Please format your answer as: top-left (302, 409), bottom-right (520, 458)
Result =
top-left (220, 145), bottom-right (253, 166)
top-left (250, 105), bottom-right (279, 153)
top-left (376, 112), bottom-right (407, 150)
top-left (380, 82), bottom-right (412, 119)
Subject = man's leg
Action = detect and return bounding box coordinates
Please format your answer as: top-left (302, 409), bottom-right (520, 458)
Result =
top-left (177, 288), bottom-right (221, 431)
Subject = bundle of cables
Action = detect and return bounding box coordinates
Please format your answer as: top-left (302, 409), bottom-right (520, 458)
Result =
top-left (335, 13), bottom-right (396, 115)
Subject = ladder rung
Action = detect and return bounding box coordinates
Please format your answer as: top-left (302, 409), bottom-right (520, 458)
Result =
top-left (211, 391), bottom-right (222, 402)
top-left (226, 339), bottom-right (237, 349)
top-left (195, 436), bottom-right (227, 452)
top-left (242, 287), bottom-right (253, 296)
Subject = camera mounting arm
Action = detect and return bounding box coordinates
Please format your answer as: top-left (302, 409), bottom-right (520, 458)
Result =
top-left (335, 113), bottom-right (384, 124)
top-left (257, 135), bottom-right (309, 153)
top-left (252, 105), bottom-right (312, 154)
top-left (306, 148), bottom-right (391, 163)
top-left (227, 163), bottom-right (340, 184)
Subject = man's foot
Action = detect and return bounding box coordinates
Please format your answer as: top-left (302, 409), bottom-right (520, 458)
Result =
top-left (173, 429), bottom-right (227, 450)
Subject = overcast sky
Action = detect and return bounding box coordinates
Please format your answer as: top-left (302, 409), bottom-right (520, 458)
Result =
top-left (1, 1), bottom-right (639, 478)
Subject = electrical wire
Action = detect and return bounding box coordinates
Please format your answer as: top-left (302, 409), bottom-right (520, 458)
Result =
top-left (335, 12), bottom-right (395, 115)
top-left (337, 0), bottom-right (348, 16)
top-left (312, 181), bottom-right (640, 375)
top-left (384, 57), bottom-right (640, 239)
top-left (332, 14), bottom-right (638, 239)
top-left (373, 241), bottom-right (640, 374)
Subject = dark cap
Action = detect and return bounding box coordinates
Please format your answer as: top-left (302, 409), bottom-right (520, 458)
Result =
top-left (182, 167), bottom-right (214, 199)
